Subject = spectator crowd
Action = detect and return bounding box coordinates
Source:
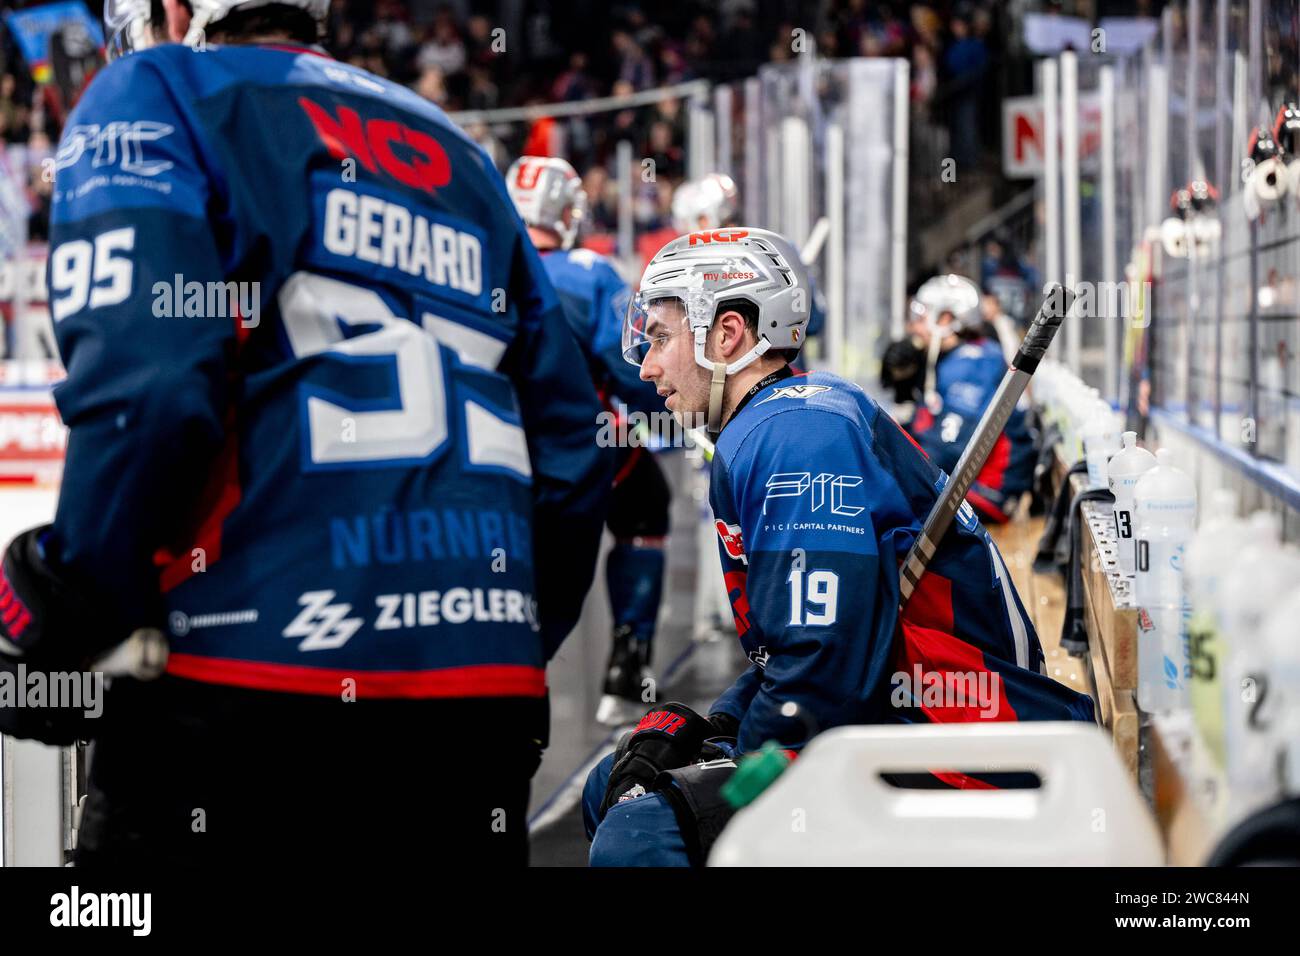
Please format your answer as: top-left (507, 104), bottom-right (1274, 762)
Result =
top-left (0, 0), bottom-right (1007, 242)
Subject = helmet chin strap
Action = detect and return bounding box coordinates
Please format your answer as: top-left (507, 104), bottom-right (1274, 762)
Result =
top-left (694, 329), bottom-right (770, 436)
top-left (184, 12), bottom-right (214, 48)
top-left (708, 361), bottom-right (727, 434)
top-left (923, 330), bottom-right (944, 413)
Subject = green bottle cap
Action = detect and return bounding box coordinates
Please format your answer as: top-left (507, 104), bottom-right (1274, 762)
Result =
top-left (720, 741), bottom-right (792, 809)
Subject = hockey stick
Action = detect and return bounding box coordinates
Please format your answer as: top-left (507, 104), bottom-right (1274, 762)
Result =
top-left (898, 283), bottom-right (1075, 608)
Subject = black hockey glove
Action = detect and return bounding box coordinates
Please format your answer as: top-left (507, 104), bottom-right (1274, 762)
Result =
top-left (881, 337), bottom-right (926, 404)
top-left (0, 525), bottom-right (122, 667)
top-left (705, 711), bottom-right (740, 739)
top-left (599, 702), bottom-right (712, 816)
top-left (0, 525), bottom-right (128, 744)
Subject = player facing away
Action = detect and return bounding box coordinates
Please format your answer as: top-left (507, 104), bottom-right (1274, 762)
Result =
top-left (577, 228), bottom-right (1095, 866)
top-left (882, 274), bottom-right (1036, 524)
top-left (506, 155), bottom-right (671, 726)
top-left (0, 0), bottom-right (613, 865)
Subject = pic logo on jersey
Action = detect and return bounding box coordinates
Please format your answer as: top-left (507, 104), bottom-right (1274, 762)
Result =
top-left (762, 472), bottom-right (865, 517)
top-left (299, 97), bottom-right (452, 194)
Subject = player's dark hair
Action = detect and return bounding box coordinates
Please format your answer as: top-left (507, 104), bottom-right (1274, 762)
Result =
top-left (716, 296), bottom-right (799, 364)
top-left (203, 4), bottom-right (321, 45)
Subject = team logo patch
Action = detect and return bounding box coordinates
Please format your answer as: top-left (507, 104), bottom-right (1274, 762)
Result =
top-left (715, 520), bottom-right (747, 563)
top-left (755, 384), bottom-right (831, 405)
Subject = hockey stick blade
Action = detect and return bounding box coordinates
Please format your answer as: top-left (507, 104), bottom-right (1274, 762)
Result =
top-left (898, 283), bottom-right (1075, 608)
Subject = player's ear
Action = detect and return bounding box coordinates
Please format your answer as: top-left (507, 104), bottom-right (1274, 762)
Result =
top-left (715, 309), bottom-right (749, 360)
top-left (163, 0), bottom-right (192, 42)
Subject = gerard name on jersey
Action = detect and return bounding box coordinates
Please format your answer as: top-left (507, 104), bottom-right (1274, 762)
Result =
top-left (321, 187), bottom-right (482, 296)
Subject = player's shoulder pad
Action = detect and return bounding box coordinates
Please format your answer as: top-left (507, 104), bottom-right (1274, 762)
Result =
top-left (717, 370), bottom-right (880, 466)
top-left (953, 339), bottom-right (1002, 364)
top-left (67, 45), bottom-right (182, 120)
top-left (563, 247), bottom-right (627, 284)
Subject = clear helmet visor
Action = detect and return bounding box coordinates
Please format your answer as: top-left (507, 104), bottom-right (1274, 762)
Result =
top-left (621, 292), bottom-right (709, 367)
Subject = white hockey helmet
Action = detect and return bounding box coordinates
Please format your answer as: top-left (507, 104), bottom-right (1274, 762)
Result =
top-left (104, 0), bottom-right (155, 60)
top-left (671, 173), bottom-right (739, 233)
top-left (104, 0), bottom-right (329, 60)
top-left (909, 273), bottom-right (982, 334)
top-left (622, 226), bottom-right (811, 433)
top-left (506, 156), bottom-right (588, 250)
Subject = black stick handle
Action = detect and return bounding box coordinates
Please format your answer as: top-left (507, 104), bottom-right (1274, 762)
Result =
top-left (1014, 283), bottom-right (1076, 375)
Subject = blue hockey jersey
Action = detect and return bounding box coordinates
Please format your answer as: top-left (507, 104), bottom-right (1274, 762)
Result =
top-left (707, 369), bottom-right (1094, 755)
top-left (540, 247), bottom-right (661, 416)
top-left (909, 338), bottom-right (1036, 523)
top-left (45, 43), bottom-right (612, 697)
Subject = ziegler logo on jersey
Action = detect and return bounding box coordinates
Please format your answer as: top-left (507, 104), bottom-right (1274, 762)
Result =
top-left (283, 586), bottom-right (539, 651)
top-left (299, 97), bottom-right (452, 194)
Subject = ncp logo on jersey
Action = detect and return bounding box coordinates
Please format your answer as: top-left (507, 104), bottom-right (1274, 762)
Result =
top-left (762, 472), bottom-right (865, 517)
top-left (298, 97), bottom-right (452, 194)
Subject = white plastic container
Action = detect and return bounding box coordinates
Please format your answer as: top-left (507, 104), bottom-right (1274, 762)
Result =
top-left (1081, 396), bottom-right (1122, 490)
top-left (1107, 432), bottom-right (1158, 575)
top-left (1183, 490), bottom-right (1251, 767)
top-left (709, 722), bottom-right (1164, 866)
top-left (1262, 591), bottom-right (1300, 798)
top-left (1133, 449), bottom-right (1197, 714)
top-left (1219, 512), bottom-right (1300, 811)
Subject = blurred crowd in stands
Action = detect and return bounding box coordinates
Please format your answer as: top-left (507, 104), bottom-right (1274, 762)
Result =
top-left (0, 0), bottom-right (1008, 241)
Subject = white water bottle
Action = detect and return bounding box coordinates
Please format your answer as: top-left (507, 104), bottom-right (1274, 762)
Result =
top-left (1133, 449), bottom-right (1197, 714)
top-left (1184, 490), bottom-right (1251, 767)
top-left (1219, 513), bottom-right (1300, 810)
top-left (1107, 432), bottom-right (1158, 575)
top-left (1262, 590), bottom-right (1300, 797)
top-left (1081, 396), bottom-right (1122, 490)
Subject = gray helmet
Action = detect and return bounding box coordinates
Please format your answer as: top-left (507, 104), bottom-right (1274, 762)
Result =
top-left (505, 156), bottom-right (587, 250)
top-left (623, 227), bottom-right (811, 433)
top-left (670, 173), bottom-right (739, 233)
top-left (910, 274), bottom-right (981, 333)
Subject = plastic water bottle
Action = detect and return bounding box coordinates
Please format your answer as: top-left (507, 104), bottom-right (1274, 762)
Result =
top-left (1262, 590), bottom-right (1300, 798)
top-left (1184, 490), bottom-right (1251, 767)
top-left (1063, 381), bottom-right (1092, 463)
top-left (1107, 432), bottom-right (1158, 576)
top-left (1219, 513), bottom-right (1300, 809)
top-left (1133, 449), bottom-right (1197, 714)
top-left (1082, 396), bottom-right (1122, 490)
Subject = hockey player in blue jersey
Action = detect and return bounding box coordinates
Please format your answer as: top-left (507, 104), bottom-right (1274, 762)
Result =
top-left (883, 274), bottom-right (1036, 524)
top-left (0, 0), bottom-right (612, 866)
top-left (578, 228), bottom-right (1094, 866)
top-left (506, 155), bottom-right (671, 726)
